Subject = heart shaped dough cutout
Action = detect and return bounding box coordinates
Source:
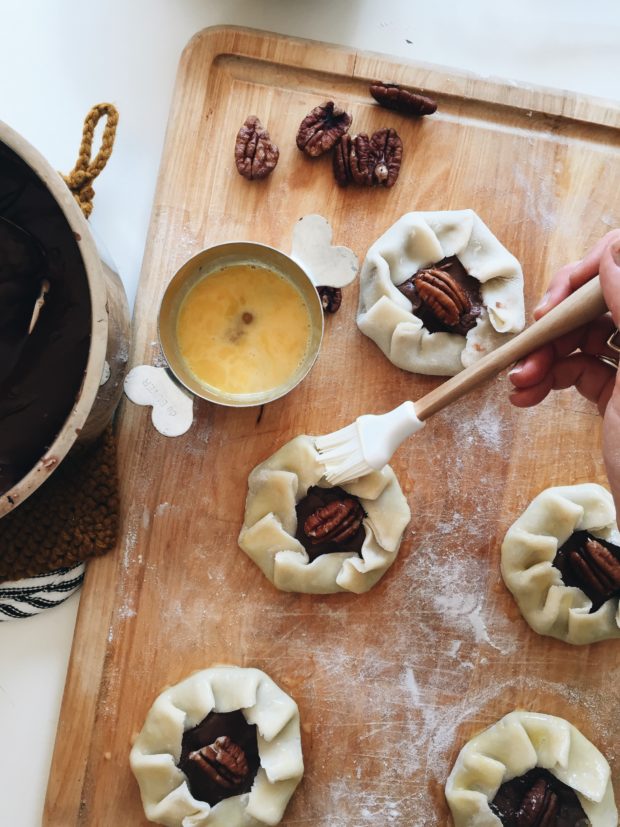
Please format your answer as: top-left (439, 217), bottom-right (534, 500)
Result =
top-left (291, 214), bottom-right (358, 287)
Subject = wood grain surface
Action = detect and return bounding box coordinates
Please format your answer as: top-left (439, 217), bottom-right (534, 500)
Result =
top-left (45, 26), bottom-right (620, 826)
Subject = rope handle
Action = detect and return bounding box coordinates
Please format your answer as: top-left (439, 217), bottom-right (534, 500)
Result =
top-left (62, 103), bottom-right (119, 218)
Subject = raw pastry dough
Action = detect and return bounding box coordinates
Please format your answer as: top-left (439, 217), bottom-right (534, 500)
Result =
top-left (445, 710), bottom-right (617, 826)
top-left (237, 435), bottom-right (411, 594)
top-left (130, 665), bottom-right (304, 827)
top-left (357, 210), bottom-right (525, 376)
top-left (501, 484), bottom-right (620, 645)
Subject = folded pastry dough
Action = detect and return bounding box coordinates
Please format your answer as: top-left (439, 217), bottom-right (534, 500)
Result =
top-left (130, 666), bottom-right (304, 827)
top-left (357, 210), bottom-right (525, 376)
top-left (501, 483), bottom-right (620, 645)
top-left (237, 435), bottom-right (411, 594)
top-left (445, 710), bottom-right (617, 826)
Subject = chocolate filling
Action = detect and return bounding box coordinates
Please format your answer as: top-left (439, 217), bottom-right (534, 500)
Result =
top-left (0, 141), bottom-right (91, 495)
top-left (490, 767), bottom-right (589, 826)
top-left (553, 530), bottom-right (620, 612)
top-left (397, 255), bottom-right (483, 335)
top-left (178, 710), bottom-right (260, 807)
top-left (295, 485), bottom-right (366, 562)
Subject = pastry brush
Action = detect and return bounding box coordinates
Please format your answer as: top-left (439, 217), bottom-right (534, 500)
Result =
top-left (316, 275), bottom-right (607, 485)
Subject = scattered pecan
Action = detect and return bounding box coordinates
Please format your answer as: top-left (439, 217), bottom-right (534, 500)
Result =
top-left (568, 537), bottom-right (620, 606)
top-left (304, 496), bottom-right (364, 545)
top-left (234, 116), bottom-right (279, 180)
top-left (333, 133), bottom-right (353, 186)
top-left (189, 736), bottom-right (249, 789)
top-left (348, 133), bottom-right (375, 186)
top-left (370, 82), bottom-right (438, 116)
top-left (317, 286), bottom-right (342, 313)
top-left (369, 127), bottom-right (402, 187)
top-left (334, 129), bottom-right (403, 188)
top-left (296, 101), bottom-right (352, 157)
top-left (414, 267), bottom-right (472, 329)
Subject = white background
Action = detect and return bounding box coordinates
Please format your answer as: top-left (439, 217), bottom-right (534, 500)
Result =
top-left (1, 1), bottom-right (619, 824)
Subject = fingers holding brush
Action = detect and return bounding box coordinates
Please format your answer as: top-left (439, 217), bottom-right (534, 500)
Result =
top-left (509, 316), bottom-right (618, 414)
top-left (509, 231), bottom-right (620, 415)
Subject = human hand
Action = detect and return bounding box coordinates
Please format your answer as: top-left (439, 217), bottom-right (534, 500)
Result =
top-left (508, 230), bottom-right (620, 511)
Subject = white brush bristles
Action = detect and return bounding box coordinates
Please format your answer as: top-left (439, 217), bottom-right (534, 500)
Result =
top-left (315, 402), bottom-right (425, 485)
top-left (315, 422), bottom-right (366, 485)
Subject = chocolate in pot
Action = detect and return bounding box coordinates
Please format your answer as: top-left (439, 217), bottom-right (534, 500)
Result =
top-left (0, 141), bottom-right (91, 495)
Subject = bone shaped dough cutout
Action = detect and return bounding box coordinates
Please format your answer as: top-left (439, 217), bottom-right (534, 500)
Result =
top-left (124, 366), bottom-right (194, 437)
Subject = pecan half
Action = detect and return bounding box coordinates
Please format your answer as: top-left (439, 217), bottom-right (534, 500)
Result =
top-left (491, 768), bottom-right (588, 827)
top-left (415, 268), bottom-right (472, 329)
top-left (317, 286), bottom-right (342, 313)
top-left (189, 736), bottom-right (249, 789)
top-left (333, 133), bottom-right (353, 186)
top-left (370, 82), bottom-right (438, 116)
top-left (348, 133), bottom-right (375, 186)
top-left (296, 101), bottom-right (352, 157)
top-left (515, 778), bottom-right (559, 827)
top-left (335, 129), bottom-right (403, 188)
top-left (234, 116), bottom-right (279, 180)
top-left (304, 497), bottom-right (364, 545)
top-left (568, 537), bottom-right (620, 606)
top-left (370, 127), bottom-right (402, 187)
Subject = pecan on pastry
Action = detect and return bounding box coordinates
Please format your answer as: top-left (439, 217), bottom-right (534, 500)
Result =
top-left (178, 710), bottom-right (259, 806)
top-left (397, 256), bottom-right (483, 335)
top-left (295, 486), bottom-right (366, 561)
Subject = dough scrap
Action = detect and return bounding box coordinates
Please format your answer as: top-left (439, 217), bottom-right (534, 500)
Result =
top-left (501, 483), bottom-right (620, 645)
top-left (357, 210), bottom-right (525, 376)
top-left (130, 666), bottom-right (304, 827)
top-left (445, 710), bottom-right (617, 827)
top-left (238, 435), bottom-right (411, 594)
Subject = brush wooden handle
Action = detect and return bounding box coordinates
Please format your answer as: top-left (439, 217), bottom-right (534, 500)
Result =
top-left (414, 275), bottom-right (607, 421)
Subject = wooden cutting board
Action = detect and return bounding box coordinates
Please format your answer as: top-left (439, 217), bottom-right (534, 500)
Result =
top-left (45, 26), bottom-right (620, 826)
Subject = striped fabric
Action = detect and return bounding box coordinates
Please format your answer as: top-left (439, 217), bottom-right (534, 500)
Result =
top-left (0, 563), bottom-right (84, 620)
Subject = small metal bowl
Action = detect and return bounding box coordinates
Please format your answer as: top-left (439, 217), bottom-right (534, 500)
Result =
top-left (158, 241), bottom-right (324, 407)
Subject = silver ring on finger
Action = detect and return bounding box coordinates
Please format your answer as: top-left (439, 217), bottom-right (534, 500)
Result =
top-left (607, 327), bottom-right (620, 354)
top-left (596, 353), bottom-right (619, 370)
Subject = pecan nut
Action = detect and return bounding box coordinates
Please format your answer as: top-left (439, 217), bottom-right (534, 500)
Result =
top-left (189, 736), bottom-right (249, 789)
top-left (515, 777), bottom-right (559, 827)
top-left (333, 133), bottom-right (353, 186)
top-left (414, 268), bottom-right (472, 329)
top-left (304, 496), bottom-right (364, 545)
top-left (369, 127), bottom-right (402, 187)
top-left (348, 133), bottom-right (375, 186)
top-left (334, 129), bottom-right (403, 188)
top-left (234, 116), bottom-right (279, 180)
top-left (370, 82), bottom-right (438, 116)
top-left (296, 101), bottom-right (352, 157)
top-left (568, 537), bottom-right (620, 606)
top-left (317, 286), bottom-right (342, 313)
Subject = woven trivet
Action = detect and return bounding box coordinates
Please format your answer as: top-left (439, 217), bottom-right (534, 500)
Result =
top-left (0, 425), bottom-right (119, 582)
top-left (0, 562), bottom-right (85, 620)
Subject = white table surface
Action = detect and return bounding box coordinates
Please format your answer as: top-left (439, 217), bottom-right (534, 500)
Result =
top-left (1, 1), bottom-right (619, 824)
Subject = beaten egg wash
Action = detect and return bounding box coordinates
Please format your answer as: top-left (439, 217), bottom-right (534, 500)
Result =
top-left (176, 263), bottom-right (312, 395)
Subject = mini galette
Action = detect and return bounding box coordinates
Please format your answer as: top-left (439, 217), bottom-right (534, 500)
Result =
top-left (501, 483), bottom-right (620, 645)
top-left (446, 710), bottom-right (617, 826)
top-left (238, 435), bottom-right (411, 594)
top-left (130, 666), bottom-right (304, 826)
top-left (357, 210), bottom-right (525, 376)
